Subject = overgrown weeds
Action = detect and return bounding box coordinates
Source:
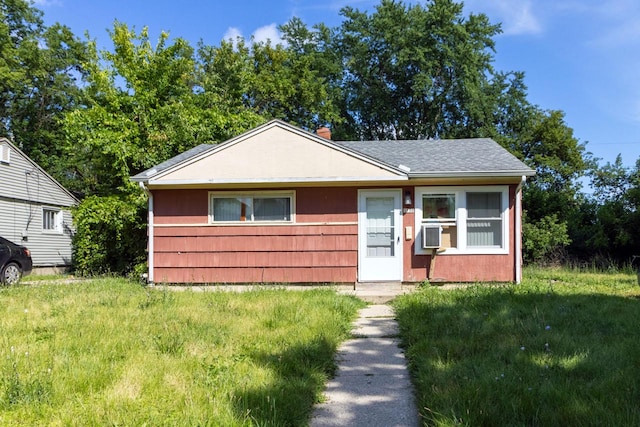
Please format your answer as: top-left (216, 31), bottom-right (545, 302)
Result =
top-left (0, 279), bottom-right (364, 426)
top-left (394, 267), bottom-right (640, 426)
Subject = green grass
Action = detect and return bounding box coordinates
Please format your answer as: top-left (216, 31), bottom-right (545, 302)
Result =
top-left (393, 267), bottom-right (640, 426)
top-left (0, 279), bottom-right (365, 426)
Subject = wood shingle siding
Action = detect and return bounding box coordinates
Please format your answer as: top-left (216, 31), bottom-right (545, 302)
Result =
top-left (151, 187), bottom-right (359, 284)
top-left (153, 225), bottom-right (357, 283)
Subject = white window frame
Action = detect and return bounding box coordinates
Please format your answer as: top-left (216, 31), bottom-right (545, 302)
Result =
top-left (415, 186), bottom-right (509, 255)
top-left (209, 191), bottom-right (295, 224)
top-left (0, 144), bottom-right (10, 164)
top-left (42, 207), bottom-right (63, 233)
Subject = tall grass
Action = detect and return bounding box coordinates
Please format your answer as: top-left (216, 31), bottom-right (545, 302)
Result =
top-left (0, 280), bottom-right (364, 426)
top-left (394, 267), bottom-right (640, 426)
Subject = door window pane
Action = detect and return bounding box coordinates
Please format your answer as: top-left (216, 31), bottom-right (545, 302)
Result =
top-left (366, 197), bottom-right (395, 257)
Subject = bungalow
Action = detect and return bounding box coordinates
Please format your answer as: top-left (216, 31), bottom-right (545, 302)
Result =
top-left (132, 120), bottom-right (534, 285)
top-left (0, 137), bottom-right (77, 271)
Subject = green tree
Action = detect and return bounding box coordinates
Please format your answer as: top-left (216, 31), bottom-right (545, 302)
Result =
top-left (332, 0), bottom-right (515, 140)
top-left (196, 27), bottom-right (341, 131)
top-left (517, 109), bottom-right (590, 221)
top-left (0, 0), bottom-right (88, 176)
top-left (577, 156), bottom-right (640, 264)
top-left (522, 213), bottom-right (571, 264)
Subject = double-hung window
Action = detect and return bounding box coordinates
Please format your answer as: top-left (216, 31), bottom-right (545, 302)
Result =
top-left (415, 186), bottom-right (509, 254)
top-left (210, 192), bottom-right (294, 223)
top-left (466, 192), bottom-right (503, 248)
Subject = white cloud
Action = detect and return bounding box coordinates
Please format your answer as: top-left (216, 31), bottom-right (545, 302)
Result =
top-left (465, 0), bottom-right (542, 35)
top-left (222, 24), bottom-right (285, 47)
top-left (223, 27), bottom-right (243, 42)
top-left (252, 23), bottom-right (285, 46)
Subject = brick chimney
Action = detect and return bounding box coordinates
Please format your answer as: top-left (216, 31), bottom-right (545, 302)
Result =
top-left (316, 126), bottom-right (331, 140)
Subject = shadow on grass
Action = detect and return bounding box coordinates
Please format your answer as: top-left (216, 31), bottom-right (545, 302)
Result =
top-left (232, 335), bottom-right (337, 426)
top-left (394, 286), bottom-right (640, 426)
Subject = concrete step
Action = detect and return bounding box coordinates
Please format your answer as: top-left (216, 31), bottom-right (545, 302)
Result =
top-left (355, 281), bottom-right (403, 291)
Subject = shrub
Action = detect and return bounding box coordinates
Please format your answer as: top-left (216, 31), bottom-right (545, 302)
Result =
top-left (72, 193), bottom-right (147, 276)
top-left (523, 214), bottom-right (571, 264)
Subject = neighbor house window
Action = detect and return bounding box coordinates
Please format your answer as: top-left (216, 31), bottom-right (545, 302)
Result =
top-left (210, 192), bottom-right (294, 223)
top-left (43, 208), bottom-right (62, 233)
top-left (415, 186), bottom-right (509, 254)
top-left (0, 143), bottom-right (10, 164)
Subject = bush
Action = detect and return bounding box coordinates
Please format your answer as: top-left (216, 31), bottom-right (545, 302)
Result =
top-left (523, 214), bottom-right (571, 264)
top-left (72, 193), bottom-right (147, 276)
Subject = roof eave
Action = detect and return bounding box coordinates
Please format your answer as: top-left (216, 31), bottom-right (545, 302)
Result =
top-left (409, 170), bottom-right (535, 179)
top-left (146, 176), bottom-right (409, 187)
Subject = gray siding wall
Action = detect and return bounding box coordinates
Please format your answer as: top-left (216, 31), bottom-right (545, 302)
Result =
top-left (0, 139), bottom-right (76, 267)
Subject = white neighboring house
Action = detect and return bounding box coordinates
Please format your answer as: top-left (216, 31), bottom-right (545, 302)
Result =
top-left (0, 137), bottom-right (77, 271)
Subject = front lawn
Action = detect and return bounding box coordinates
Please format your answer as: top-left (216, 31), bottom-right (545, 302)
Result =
top-left (0, 280), bottom-right (364, 426)
top-left (394, 268), bottom-right (640, 426)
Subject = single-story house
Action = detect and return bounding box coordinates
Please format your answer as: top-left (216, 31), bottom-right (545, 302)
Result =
top-left (132, 120), bottom-right (535, 285)
top-left (0, 137), bottom-right (77, 270)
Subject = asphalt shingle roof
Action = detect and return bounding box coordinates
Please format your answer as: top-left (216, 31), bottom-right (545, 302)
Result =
top-left (334, 138), bottom-right (532, 175)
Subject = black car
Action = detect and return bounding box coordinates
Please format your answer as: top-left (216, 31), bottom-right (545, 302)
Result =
top-left (0, 237), bottom-right (33, 285)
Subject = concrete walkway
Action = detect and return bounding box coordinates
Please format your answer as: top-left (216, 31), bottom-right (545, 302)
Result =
top-left (311, 305), bottom-right (420, 427)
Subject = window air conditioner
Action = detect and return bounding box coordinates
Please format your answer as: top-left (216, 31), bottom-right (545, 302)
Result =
top-left (422, 224), bottom-right (442, 249)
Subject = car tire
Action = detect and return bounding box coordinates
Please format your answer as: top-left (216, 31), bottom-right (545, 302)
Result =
top-left (1, 262), bottom-right (22, 285)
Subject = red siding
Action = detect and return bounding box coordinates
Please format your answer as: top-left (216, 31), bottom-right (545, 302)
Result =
top-left (296, 187), bottom-right (357, 223)
top-left (154, 189), bottom-right (208, 224)
top-left (151, 187), bottom-right (358, 284)
top-left (150, 184), bottom-right (520, 284)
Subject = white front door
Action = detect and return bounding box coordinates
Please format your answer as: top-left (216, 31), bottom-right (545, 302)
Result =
top-left (358, 190), bottom-right (403, 282)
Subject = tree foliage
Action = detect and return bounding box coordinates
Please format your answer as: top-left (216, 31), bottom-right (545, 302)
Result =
top-left (522, 214), bottom-right (571, 264)
top-left (72, 194), bottom-right (147, 276)
top-left (196, 31), bottom-right (340, 131)
top-left (332, 0), bottom-right (512, 140)
top-left (574, 157), bottom-right (640, 265)
top-left (0, 0), bottom-right (88, 176)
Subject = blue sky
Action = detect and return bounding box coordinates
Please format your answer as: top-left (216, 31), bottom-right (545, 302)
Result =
top-left (35, 0), bottom-right (640, 170)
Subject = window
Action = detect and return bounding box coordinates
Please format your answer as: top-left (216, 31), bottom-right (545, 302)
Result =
top-left (467, 192), bottom-right (502, 248)
top-left (423, 194), bottom-right (456, 220)
top-left (422, 193), bottom-right (457, 249)
top-left (210, 192), bottom-right (294, 223)
top-left (415, 186), bottom-right (509, 254)
top-left (43, 208), bottom-right (62, 233)
top-left (0, 143), bottom-right (10, 164)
